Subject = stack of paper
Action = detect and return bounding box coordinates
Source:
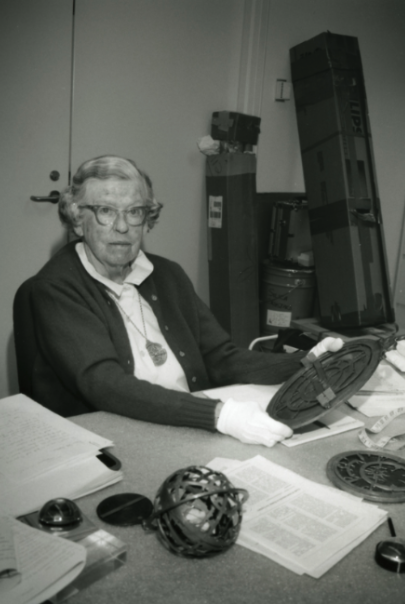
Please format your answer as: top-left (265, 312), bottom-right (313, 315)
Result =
top-left (0, 517), bottom-right (21, 593)
top-left (0, 394), bottom-right (123, 517)
top-left (208, 455), bottom-right (387, 578)
top-left (281, 408), bottom-right (364, 446)
top-left (385, 339), bottom-right (405, 372)
top-left (349, 360), bottom-right (405, 417)
top-left (1, 515), bottom-right (86, 604)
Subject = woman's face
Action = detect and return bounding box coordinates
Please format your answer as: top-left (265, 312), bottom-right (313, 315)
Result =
top-left (75, 177), bottom-right (146, 283)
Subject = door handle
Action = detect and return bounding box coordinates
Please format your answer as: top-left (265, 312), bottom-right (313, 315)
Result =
top-left (30, 190), bottom-right (60, 204)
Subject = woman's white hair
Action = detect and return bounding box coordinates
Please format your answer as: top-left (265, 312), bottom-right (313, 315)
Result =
top-left (58, 155), bottom-right (162, 232)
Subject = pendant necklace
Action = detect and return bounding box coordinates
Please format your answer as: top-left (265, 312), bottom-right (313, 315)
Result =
top-left (114, 290), bottom-right (168, 367)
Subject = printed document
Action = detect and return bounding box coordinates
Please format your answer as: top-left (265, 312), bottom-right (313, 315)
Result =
top-left (0, 516), bottom-right (85, 604)
top-left (349, 360), bottom-right (405, 417)
top-left (208, 455), bottom-right (387, 578)
top-left (0, 394), bottom-right (123, 517)
top-left (0, 517), bottom-right (20, 593)
top-left (281, 408), bottom-right (364, 446)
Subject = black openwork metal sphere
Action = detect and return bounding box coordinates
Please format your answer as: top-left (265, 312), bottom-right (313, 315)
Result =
top-left (150, 466), bottom-right (248, 557)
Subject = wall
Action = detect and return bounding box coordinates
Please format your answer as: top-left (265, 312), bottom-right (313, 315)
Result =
top-left (1, 0), bottom-right (245, 398)
top-left (71, 0), bottom-right (245, 304)
top-left (255, 0), bottom-right (405, 290)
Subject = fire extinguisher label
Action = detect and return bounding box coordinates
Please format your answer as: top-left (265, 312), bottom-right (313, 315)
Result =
top-left (208, 196), bottom-right (223, 228)
top-left (266, 309), bottom-right (291, 328)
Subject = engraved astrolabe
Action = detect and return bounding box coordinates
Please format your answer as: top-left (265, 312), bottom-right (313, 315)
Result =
top-left (326, 450), bottom-right (405, 503)
top-left (266, 338), bottom-right (384, 429)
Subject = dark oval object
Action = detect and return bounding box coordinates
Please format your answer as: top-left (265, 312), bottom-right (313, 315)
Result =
top-left (375, 538), bottom-right (405, 573)
top-left (97, 493), bottom-right (153, 526)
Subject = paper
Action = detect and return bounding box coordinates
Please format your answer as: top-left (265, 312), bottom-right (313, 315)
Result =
top-left (0, 517), bottom-right (20, 593)
top-left (359, 360), bottom-right (405, 392)
top-left (281, 408), bottom-right (364, 447)
top-left (0, 394), bottom-right (123, 517)
top-left (0, 394), bottom-right (113, 482)
top-left (1, 517), bottom-right (86, 604)
top-left (208, 455), bottom-right (387, 578)
top-left (0, 455), bottom-right (122, 518)
top-left (385, 349), bottom-right (405, 372)
top-left (349, 393), bottom-right (405, 417)
top-left (348, 361), bottom-right (405, 417)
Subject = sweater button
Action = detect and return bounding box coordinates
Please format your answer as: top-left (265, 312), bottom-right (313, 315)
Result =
top-left (179, 351), bottom-right (185, 357)
top-left (191, 376), bottom-right (197, 383)
top-left (164, 325), bottom-right (169, 331)
top-left (151, 295), bottom-right (158, 301)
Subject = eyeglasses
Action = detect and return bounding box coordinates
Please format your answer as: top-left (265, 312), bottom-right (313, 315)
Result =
top-left (79, 204), bottom-right (150, 226)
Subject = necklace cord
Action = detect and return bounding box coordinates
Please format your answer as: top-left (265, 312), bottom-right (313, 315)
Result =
top-left (107, 288), bottom-right (168, 367)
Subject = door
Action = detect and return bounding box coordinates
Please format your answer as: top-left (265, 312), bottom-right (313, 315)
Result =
top-left (71, 0), bottom-right (243, 298)
top-left (0, 1), bottom-right (73, 398)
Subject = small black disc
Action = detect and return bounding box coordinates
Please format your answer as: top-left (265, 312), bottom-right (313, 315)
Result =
top-left (375, 538), bottom-right (405, 573)
top-left (97, 493), bottom-right (153, 526)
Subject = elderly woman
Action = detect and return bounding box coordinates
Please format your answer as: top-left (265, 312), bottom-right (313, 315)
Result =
top-left (22, 155), bottom-right (342, 447)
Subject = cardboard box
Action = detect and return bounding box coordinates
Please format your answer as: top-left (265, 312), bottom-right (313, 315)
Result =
top-left (268, 198), bottom-right (312, 264)
top-left (290, 32), bottom-right (395, 328)
top-left (211, 111), bottom-right (261, 145)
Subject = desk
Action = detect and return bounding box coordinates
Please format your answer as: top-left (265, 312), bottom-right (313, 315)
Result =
top-left (70, 411), bottom-right (405, 604)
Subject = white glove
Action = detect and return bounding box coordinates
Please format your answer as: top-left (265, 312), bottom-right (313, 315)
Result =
top-left (217, 398), bottom-right (292, 447)
top-left (308, 336), bottom-right (344, 359)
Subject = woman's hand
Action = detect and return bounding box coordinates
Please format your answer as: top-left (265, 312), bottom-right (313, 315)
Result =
top-left (216, 338), bottom-right (344, 447)
top-left (308, 336), bottom-right (344, 359)
top-left (216, 398), bottom-right (292, 447)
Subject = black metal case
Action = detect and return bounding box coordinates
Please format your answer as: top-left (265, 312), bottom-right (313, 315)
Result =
top-left (290, 32), bottom-right (395, 328)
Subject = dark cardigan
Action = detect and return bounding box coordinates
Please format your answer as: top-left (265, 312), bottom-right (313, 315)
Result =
top-left (28, 242), bottom-right (305, 430)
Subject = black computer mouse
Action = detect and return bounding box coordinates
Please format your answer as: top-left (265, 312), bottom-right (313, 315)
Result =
top-left (38, 497), bottom-right (82, 530)
top-left (375, 538), bottom-right (405, 573)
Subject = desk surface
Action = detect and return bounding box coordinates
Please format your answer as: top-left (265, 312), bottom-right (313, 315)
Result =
top-left (70, 411), bottom-right (405, 604)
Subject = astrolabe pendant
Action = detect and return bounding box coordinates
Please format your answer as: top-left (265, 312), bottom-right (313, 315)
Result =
top-left (145, 340), bottom-right (168, 366)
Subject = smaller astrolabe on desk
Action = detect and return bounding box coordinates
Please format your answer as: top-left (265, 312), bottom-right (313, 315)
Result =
top-left (266, 336), bottom-right (405, 503)
top-left (326, 450), bottom-right (405, 503)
